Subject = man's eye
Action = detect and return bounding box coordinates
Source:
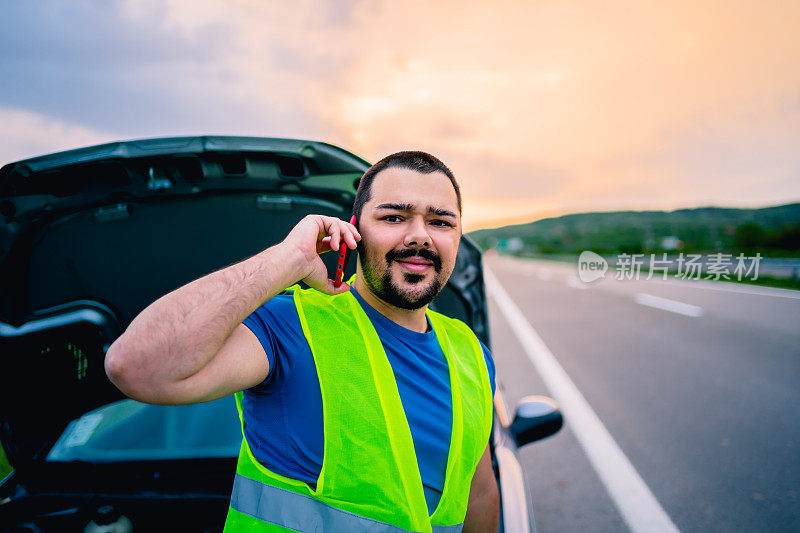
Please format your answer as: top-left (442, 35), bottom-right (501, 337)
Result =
top-left (382, 215), bottom-right (403, 222)
top-left (431, 220), bottom-right (453, 227)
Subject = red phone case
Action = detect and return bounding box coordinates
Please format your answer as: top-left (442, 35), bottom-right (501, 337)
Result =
top-left (334, 215), bottom-right (357, 288)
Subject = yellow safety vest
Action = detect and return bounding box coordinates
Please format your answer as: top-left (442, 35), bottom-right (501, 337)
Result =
top-left (223, 281), bottom-right (493, 532)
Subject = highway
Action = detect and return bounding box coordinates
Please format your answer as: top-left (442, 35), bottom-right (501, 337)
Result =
top-left (485, 255), bottom-right (800, 533)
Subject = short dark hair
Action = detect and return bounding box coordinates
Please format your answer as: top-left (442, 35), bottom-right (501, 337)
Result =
top-left (352, 151), bottom-right (462, 223)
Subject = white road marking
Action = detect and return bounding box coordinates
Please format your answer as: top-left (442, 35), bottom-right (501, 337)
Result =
top-left (566, 276), bottom-right (588, 290)
top-left (484, 267), bottom-right (680, 533)
top-left (635, 293), bottom-right (703, 317)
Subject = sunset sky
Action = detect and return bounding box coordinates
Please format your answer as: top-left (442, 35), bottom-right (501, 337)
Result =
top-left (1, 1), bottom-right (798, 230)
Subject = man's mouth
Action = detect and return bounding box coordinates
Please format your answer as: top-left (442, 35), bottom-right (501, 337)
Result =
top-left (394, 257), bottom-right (434, 273)
top-left (386, 248), bottom-right (442, 273)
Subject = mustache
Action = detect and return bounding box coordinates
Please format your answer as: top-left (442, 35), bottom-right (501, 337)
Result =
top-left (386, 248), bottom-right (442, 271)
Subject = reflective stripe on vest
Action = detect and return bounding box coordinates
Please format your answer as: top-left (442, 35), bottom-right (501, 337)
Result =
top-left (223, 279), bottom-right (492, 533)
top-left (230, 473), bottom-right (464, 533)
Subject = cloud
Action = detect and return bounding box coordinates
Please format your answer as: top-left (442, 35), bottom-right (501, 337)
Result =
top-left (0, 1), bottom-right (230, 133)
top-left (0, 108), bottom-right (112, 165)
top-left (321, 1), bottom-right (800, 225)
top-left (1, 1), bottom-right (798, 228)
top-left (0, 0), bottom-right (354, 139)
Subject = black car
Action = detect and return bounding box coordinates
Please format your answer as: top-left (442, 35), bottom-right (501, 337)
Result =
top-left (0, 137), bottom-right (562, 532)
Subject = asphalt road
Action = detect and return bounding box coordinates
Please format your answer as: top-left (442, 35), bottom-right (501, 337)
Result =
top-left (485, 254), bottom-right (800, 533)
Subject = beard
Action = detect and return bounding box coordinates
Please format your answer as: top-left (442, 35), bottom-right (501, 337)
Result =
top-left (359, 245), bottom-right (446, 310)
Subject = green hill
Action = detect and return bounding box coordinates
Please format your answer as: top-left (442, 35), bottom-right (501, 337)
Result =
top-left (467, 202), bottom-right (800, 257)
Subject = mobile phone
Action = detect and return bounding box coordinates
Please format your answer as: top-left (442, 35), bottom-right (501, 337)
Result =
top-left (334, 215), bottom-right (358, 288)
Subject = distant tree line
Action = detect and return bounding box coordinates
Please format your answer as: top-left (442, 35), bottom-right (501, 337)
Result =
top-left (733, 222), bottom-right (800, 254)
top-left (467, 202), bottom-right (800, 257)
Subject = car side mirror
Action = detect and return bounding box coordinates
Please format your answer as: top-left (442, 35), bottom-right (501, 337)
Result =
top-left (509, 395), bottom-right (563, 447)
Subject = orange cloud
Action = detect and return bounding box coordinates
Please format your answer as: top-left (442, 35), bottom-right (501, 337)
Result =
top-left (4, 1), bottom-right (797, 232)
top-left (318, 1), bottom-right (800, 229)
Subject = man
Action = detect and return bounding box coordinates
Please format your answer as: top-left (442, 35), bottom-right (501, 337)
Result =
top-left (105, 151), bottom-right (499, 532)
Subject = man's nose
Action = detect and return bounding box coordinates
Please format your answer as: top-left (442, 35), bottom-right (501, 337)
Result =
top-left (403, 217), bottom-right (431, 247)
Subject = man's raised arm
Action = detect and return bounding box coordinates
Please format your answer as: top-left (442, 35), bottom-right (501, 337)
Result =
top-left (104, 215), bottom-right (360, 405)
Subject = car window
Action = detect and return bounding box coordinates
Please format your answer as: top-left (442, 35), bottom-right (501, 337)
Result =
top-left (46, 396), bottom-right (242, 462)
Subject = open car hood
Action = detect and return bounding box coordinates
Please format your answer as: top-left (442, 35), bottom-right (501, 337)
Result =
top-left (0, 136), bottom-right (489, 470)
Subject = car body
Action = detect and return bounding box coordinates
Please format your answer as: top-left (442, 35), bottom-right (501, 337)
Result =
top-left (0, 137), bottom-right (562, 532)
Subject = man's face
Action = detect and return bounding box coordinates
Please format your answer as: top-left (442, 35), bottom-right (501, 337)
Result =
top-left (357, 167), bottom-right (461, 310)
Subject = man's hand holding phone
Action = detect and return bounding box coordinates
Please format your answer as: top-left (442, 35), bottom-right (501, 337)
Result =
top-left (280, 214), bottom-right (360, 295)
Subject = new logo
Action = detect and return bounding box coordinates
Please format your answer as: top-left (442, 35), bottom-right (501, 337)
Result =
top-left (577, 251), bottom-right (608, 283)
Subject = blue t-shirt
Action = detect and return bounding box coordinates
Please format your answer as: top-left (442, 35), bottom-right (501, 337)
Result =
top-left (241, 287), bottom-right (496, 513)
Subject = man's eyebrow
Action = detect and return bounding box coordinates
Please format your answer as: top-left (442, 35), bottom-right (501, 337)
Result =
top-left (427, 206), bottom-right (457, 219)
top-left (375, 203), bottom-right (458, 219)
top-left (375, 203), bottom-right (414, 211)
